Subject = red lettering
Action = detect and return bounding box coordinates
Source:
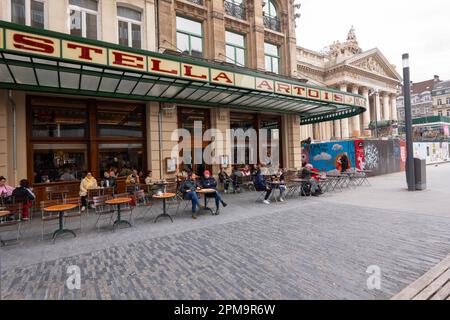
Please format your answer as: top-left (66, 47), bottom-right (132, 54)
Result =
top-left (150, 59), bottom-right (178, 75)
top-left (112, 51), bottom-right (144, 69)
top-left (277, 83), bottom-right (291, 94)
top-left (257, 80), bottom-right (273, 91)
top-left (183, 65), bottom-right (207, 80)
top-left (13, 33), bottom-right (54, 54)
top-left (293, 86), bottom-right (306, 96)
top-left (333, 93), bottom-right (343, 102)
top-left (67, 43), bottom-right (103, 61)
top-left (213, 72), bottom-right (233, 84)
top-left (308, 89), bottom-right (320, 98)
top-left (322, 92), bottom-right (330, 100)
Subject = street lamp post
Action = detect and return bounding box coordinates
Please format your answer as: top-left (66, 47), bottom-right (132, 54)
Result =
top-left (402, 53), bottom-right (416, 191)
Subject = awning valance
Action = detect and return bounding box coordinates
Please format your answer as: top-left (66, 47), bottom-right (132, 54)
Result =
top-left (0, 21), bottom-right (366, 124)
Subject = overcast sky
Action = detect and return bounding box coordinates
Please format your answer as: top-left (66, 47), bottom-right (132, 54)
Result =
top-left (296, 0), bottom-right (450, 83)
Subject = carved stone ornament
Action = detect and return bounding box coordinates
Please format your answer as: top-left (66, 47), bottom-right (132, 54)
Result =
top-left (354, 56), bottom-right (388, 76)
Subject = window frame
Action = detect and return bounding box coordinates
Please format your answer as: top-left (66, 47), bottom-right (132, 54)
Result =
top-left (263, 0), bottom-right (278, 19)
top-left (117, 5), bottom-right (143, 49)
top-left (176, 16), bottom-right (204, 57)
top-left (68, 0), bottom-right (100, 40)
top-left (264, 42), bottom-right (280, 74)
top-left (225, 30), bottom-right (246, 67)
top-left (10, 0), bottom-right (47, 29)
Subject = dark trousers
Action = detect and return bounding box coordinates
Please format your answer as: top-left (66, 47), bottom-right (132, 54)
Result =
top-left (206, 191), bottom-right (223, 209)
top-left (81, 196), bottom-right (87, 207)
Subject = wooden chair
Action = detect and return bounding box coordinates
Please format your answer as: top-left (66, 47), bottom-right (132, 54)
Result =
top-left (87, 188), bottom-right (102, 211)
top-left (63, 197), bottom-right (82, 232)
top-left (125, 184), bottom-right (140, 195)
top-left (103, 187), bottom-right (115, 197)
top-left (45, 186), bottom-right (65, 200)
top-left (166, 182), bottom-right (187, 215)
top-left (93, 195), bottom-right (114, 231)
top-left (0, 204), bottom-right (22, 245)
top-left (40, 199), bottom-right (62, 240)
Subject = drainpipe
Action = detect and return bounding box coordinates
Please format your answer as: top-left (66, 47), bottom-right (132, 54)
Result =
top-left (7, 90), bottom-right (17, 185)
top-left (158, 104), bottom-right (163, 179)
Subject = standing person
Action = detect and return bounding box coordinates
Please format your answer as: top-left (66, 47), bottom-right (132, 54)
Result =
top-left (12, 179), bottom-right (36, 220)
top-left (254, 164), bottom-right (272, 205)
top-left (179, 173), bottom-right (204, 219)
top-left (0, 176), bottom-right (14, 197)
top-left (79, 172), bottom-right (98, 212)
top-left (201, 170), bottom-right (227, 215)
top-left (340, 152), bottom-right (350, 173)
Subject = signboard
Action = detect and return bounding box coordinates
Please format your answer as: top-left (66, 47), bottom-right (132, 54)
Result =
top-left (0, 24), bottom-right (366, 108)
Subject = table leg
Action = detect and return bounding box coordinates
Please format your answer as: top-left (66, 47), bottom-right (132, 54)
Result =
top-left (154, 198), bottom-right (173, 223)
top-left (52, 211), bottom-right (76, 243)
top-left (113, 204), bottom-right (132, 230)
top-left (203, 195), bottom-right (215, 216)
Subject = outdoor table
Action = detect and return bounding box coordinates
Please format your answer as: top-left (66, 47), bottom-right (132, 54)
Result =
top-left (43, 204), bottom-right (78, 243)
top-left (152, 193), bottom-right (176, 223)
top-left (152, 181), bottom-right (170, 193)
top-left (0, 210), bottom-right (11, 245)
top-left (289, 178), bottom-right (310, 196)
top-left (105, 198), bottom-right (132, 230)
top-left (196, 189), bottom-right (217, 215)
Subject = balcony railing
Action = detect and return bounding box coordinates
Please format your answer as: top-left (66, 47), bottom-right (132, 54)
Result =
top-left (263, 14), bottom-right (281, 32)
top-left (224, 1), bottom-right (247, 20)
top-left (186, 0), bottom-right (204, 5)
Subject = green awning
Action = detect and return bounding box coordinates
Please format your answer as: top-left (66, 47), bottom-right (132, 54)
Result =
top-left (0, 21), bottom-right (366, 125)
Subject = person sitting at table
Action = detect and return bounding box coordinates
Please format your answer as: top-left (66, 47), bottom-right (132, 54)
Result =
top-left (144, 171), bottom-right (154, 185)
top-left (102, 171), bottom-right (116, 189)
top-left (254, 164), bottom-right (272, 205)
top-left (79, 172), bottom-right (98, 212)
top-left (179, 173), bottom-right (204, 219)
top-left (241, 165), bottom-right (251, 176)
top-left (12, 179), bottom-right (36, 221)
top-left (230, 166), bottom-right (243, 193)
top-left (301, 164), bottom-right (322, 196)
top-left (271, 168), bottom-right (287, 202)
top-left (126, 169), bottom-right (140, 185)
top-left (0, 176), bottom-right (14, 198)
top-left (201, 170), bottom-right (228, 214)
top-left (218, 168), bottom-right (234, 193)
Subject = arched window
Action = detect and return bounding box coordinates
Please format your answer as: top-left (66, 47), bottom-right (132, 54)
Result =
top-left (263, 0), bottom-right (280, 31)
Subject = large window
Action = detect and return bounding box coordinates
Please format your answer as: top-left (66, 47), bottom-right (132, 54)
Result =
top-left (225, 31), bottom-right (246, 66)
top-left (263, 0), bottom-right (280, 31)
top-left (28, 97), bottom-right (146, 183)
top-left (176, 16), bottom-right (203, 58)
top-left (69, 0), bottom-right (98, 40)
top-left (264, 42), bottom-right (280, 74)
top-left (117, 6), bottom-right (142, 49)
top-left (11, 0), bottom-right (45, 29)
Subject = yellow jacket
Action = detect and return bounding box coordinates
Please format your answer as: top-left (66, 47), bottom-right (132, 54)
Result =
top-left (79, 177), bottom-right (98, 197)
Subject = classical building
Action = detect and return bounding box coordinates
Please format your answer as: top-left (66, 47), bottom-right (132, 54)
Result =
top-left (0, 0), bottom-right (365, 202)
top-left (296, 27), bottom-right (402, 141)
top-left (432, 79), bottom-right (450, 117)
top-left (397, 76), bottom-right (440, 120)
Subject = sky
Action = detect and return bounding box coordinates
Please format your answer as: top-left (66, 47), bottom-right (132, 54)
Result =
top-left (296, 0), bottom-right (450, 83)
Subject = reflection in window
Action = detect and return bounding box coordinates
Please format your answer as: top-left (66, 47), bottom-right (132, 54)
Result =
top-left (176, 16), bottom-right (203, 58)
top-left (69, 0), bottom-right (98, 39)
top-left (33, 144), bottom-right (87, 183)
top-left (96, 104), bottom-right (145, 137)
top-left (117, 6), bottom-right (142, 49)
top-left (11, 0), bottom-right (45, 28)
top-left (32, 107), bottom-right (87, 138)
top-left (98, 143), bottom-right (144, 177)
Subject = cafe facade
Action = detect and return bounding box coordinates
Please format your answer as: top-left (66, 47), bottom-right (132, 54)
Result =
top-left (0, 0), bottom-right (366, 202)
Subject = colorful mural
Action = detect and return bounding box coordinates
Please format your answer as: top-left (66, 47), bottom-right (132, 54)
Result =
top-left (309, 141), bottom-right (355, 173)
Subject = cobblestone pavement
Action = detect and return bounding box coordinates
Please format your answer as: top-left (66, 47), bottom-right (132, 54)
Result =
top-left (1, 166), bottom-right (450, 300)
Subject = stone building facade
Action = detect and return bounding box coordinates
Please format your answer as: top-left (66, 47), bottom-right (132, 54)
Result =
top-left (296, 27), bottom-right (402, 141)
top-left (432, 80), bottom-right (450, 117)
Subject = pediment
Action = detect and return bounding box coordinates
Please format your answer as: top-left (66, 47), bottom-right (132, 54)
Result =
top-left (347, 49), bottom-right (402, 81)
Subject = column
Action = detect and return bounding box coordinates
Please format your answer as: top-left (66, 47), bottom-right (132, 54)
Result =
top-left (362, 88), bottom-right (371, 136)
top-left (340, 84), bottom-right (349, 139)
top-left (351, 86), bottom-right (361, 137)
top-left (375, 91), bottom-right (382, 122)
top-left (334, 119), bottom-right (341, 140)
top-left (382, 92), bottom-right (391, 121)
top-left (390, 95), bottom-right (398, 121)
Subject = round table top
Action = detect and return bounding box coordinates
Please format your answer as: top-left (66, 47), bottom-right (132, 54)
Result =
top-left (152, 193), bottom-right (176, 199)
top-left (105, 198), bottom-right (132, 205)
top-left (0, 210), bottom-right (11, 218)
top-left (43, 204), bottom-right (78, 212)
top-left (197, 188), bottom-right (216, 194)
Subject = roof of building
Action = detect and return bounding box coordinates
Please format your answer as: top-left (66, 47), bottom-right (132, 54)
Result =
top-left (433, 80), bottom-right (450, 91)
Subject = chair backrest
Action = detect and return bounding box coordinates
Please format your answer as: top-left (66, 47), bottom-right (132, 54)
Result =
top-left (62, 184), bottom-right (80, 198)
top-left (125, 184), bottom-right (139, 194)
top-left (87, 188), bottom-right (101, 198)
top-left (103, 187), bottom-right (114, 197)
top-left (3, 203), bottom-right (22, 220)
top-left (45, 186), bottom-right (65, 200)
top-left (134, 190), bottom-right (145, 200)
top-left (166, 182), bottom-right (178, 194)
top-left (93, 195), bottom-right (111, 214)
top-left (114, 193), bottom-right (130, 199)
top-left (64, 197), bottom-right (81, 206)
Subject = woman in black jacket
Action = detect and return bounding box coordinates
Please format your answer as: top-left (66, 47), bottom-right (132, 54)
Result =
top-left (12, 179), bottom-right (36, 220)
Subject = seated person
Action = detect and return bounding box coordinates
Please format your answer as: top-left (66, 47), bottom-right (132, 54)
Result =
top-left (179, 173), bottom-right (203, 219)
top-left (201, 170), bottom-right (227, 214)
top-left (218, 168), bottom-right (234, 193)
top-left (271, 168), bottom-right (287, 202)
top-left (241, 165), bottom-right (251, 176)
top-left (126, 169), bottom-right (140, 184)
top-left (79, 172), bottom-right (98, 211)
top-left (230, 166), bottom-right (243, 192)
top-left (12, 179), bottom-right (36, 220)
top-left (60, 169), bottom-right (76, 181)
top-left (144, 171), bottom-right (154, 185)
top-left (253, 164), bottom-right (272, 205)
top-left (0, 176), bottom-right (14, 198)
top-left (102, 171), bottom-right (116, 189)
top-left (301, 164), bottom-right (322, 196)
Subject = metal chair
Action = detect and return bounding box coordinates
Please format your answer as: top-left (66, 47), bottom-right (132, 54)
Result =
top-left (103, 187), bottom-right (115, 197)
top-left (134, 190), bottom-right (154, 219)
top-left (165, 182), bottom-right (184, 215)
top-left (125, 184), bottom-right (140, 195)
top-left (40, 199), bottom-right (62, 240)
top-left (0, 204), bottom-right (22, 246)
top-left (45, 186), bottom-right (65, 201)
top-left (63, 197), bottom-right (82, 232)
top-left (93, 195), bottom-right (114, 232)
